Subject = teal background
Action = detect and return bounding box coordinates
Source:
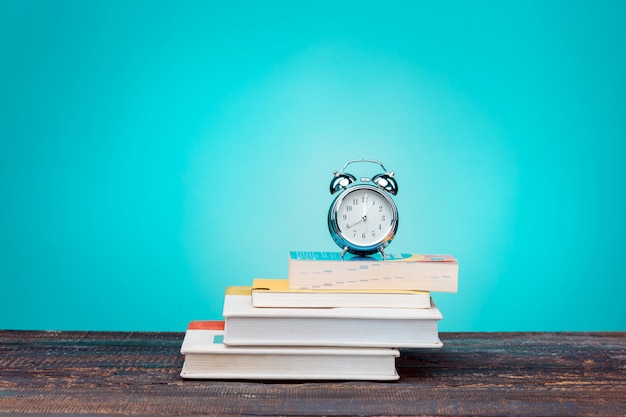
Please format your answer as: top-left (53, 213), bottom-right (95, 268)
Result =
top-left (1, 1), bottom-right (625, 332)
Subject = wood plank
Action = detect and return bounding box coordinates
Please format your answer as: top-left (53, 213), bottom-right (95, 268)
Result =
top-left (0, 331), bottom-right (624, 416)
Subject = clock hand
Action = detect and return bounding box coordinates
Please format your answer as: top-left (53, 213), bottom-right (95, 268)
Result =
top-left (363, 193), bottom-right (368, 218)
top-left (346, 217), bottom-right (364, 229)
top-left (363, 199), bottom-right (375, 218)
top-left (348, 195), bottom-right (375, 228)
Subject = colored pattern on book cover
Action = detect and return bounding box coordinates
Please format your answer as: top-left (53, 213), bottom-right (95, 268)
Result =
top-left (289, 251), bottom-right (457, 262)
top-left (225, 286), bottom-right (253, 296)
top-left (188, 320), bottom-right (225, 331)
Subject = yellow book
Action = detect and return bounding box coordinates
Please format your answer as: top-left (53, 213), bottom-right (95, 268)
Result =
top-left (252, 279), bottom-right (431, 309)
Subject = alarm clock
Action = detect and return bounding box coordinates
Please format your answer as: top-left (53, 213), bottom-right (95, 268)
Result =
top-left (328, 159), bottom-right (398, 258)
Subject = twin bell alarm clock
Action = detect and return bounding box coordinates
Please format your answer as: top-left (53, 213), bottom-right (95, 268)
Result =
top-left (328, 159), bottom-right (398, 258)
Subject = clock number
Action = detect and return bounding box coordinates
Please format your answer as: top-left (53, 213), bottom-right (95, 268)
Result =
top-left (342, 214), bottom-right (347, 221)
top-left (346, 205), bottom-right (353, 212)
top-left (352, 198), bottom-right (358, 205)
top-left (381, 215), bottom-right (386, 221)
top-left (371, 231), bottom-right (376, 237)
top-left (379, 205), bottom-right (383, 212)
top-left (362, 232), bottom-right (366, 239)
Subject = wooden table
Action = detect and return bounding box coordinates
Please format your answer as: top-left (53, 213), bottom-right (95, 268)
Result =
top-left (0, 331), bottom-right (624, 416)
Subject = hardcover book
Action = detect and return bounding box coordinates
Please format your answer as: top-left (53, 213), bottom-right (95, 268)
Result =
top-left (180, 320), bottom-right (400, 381)
top-left (222, 286), bottom-right (443, 348)
top-left (288, 251), bottom-right (458, 292)
top-left (252, 278), bottom-right (431, 309)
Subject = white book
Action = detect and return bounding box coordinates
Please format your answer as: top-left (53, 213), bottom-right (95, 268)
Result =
top-left (252, 278), bottom-right (431, 309)
top-left (288, 251), bottom-right (458, 292)
top-left (222, 287), bottom-right (443, 348)
top-left (180, 321), bottom-right (400, 381)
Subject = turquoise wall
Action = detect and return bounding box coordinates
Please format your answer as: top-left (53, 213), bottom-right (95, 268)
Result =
top-left (2, 1), bottom-right (625, 331)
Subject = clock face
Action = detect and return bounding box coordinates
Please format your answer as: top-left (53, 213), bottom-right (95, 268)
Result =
top-left (329, 184), bottom-right (397, 253)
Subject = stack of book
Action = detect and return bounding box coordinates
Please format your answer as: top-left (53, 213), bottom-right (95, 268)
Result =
top-left (180, 251), bottom-right (458, 381)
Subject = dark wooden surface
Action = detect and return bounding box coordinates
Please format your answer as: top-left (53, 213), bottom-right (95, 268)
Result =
top-left (0, 331), bottom-right (625, 416)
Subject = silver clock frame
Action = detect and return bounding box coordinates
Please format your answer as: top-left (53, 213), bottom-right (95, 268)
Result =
top-left (328, 183), bottom-right (399, 258)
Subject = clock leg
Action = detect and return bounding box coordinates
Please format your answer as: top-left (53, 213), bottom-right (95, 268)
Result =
top-left (340, 247), bottom-right (349, 259)
top-left (378, 247), bottom-right (387, 260)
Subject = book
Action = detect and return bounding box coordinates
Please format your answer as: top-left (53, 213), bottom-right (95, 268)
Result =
top-left (252, 278), bottom-right (431, 309)
top-left (288, 251), bottom-right (458, 292)
top-left (180, 320), bottom-right (400, 381)
top-left (222, 286), bottom-right (443, 348)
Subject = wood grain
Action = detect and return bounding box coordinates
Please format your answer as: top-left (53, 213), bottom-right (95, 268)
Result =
top-left (0, 331), bottom-right (624, 416)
